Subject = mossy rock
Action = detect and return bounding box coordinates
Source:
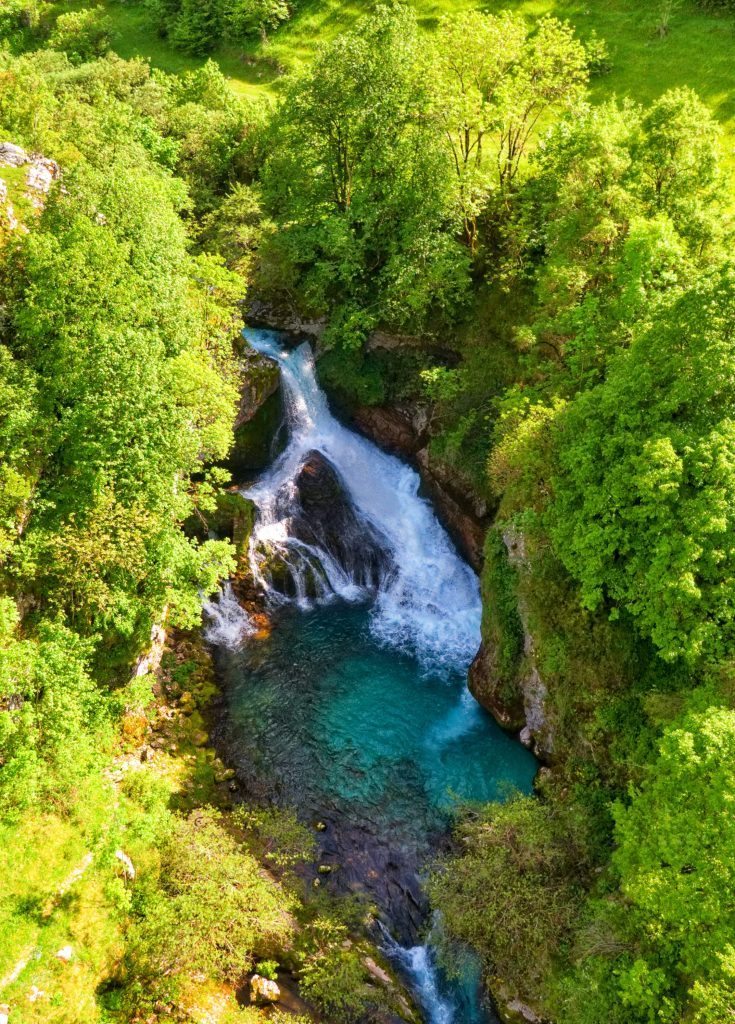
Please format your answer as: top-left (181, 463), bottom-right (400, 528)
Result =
top-left (186, 489), bottom-right (256, 560)
top-left (254, 542), bottom-right (323, 599)
top-left (228, 390), bottom-right (286, 479)
top-left (469, 528), bottom-right (527, 727)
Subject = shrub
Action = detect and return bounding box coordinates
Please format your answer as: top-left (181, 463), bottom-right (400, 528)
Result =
top-left (48, 7), bottom-right (112, 63)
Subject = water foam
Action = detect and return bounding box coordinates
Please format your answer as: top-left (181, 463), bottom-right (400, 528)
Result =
top-left (379, 923), bottom-right (457, 1024)
top-left (243, 328), bottom-right (482, 673)
top-left (203, 582), bottom-right (254, 649)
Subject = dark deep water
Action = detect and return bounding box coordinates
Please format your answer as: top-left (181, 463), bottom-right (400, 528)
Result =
top-left (209, 330), bottom-right (538, 1024)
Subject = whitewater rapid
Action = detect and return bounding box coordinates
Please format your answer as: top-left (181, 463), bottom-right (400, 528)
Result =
top-left (242, 328), bottom-right (482, 674)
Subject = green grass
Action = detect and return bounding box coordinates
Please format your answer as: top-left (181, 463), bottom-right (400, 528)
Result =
top-left (513, 0), bottom-right (735, 149)
top-left (54, 0), bottom-right (735, 144)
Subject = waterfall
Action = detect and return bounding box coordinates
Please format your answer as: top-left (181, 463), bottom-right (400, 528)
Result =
top-left (203, 582), bottom-right (254, 648)
top-left (380, 925), bottom-right (456, 1024)
top-left (378, 918), bottom-right (488, 1024)
top-left (243, 328), bottom-right (482, 674)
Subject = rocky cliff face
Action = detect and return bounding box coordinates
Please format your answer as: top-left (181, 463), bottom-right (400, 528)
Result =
top-left (0, 141), bottom-right (60, 235)
top-left (469, 528), bottom-right (555, 760)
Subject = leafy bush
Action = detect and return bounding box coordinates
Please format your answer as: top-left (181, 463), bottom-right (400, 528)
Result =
top-left (122, 808), bottom-right (294, 1011)
top-left (48, 7), bottom-right (112, 63)
top-left (430, 797), bottom-right (587, 998)
top-left (297, 916), bottom-right (372, 1022)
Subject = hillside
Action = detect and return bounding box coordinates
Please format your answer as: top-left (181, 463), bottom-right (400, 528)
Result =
top-left (45, 0), bottom-right (735, 147)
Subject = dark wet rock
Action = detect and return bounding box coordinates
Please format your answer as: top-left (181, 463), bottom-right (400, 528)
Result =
top-left (468, 644), bottom-right (526, 732)
top-left (247, 298), bottom-right (326, 338)
top-left (469, 528), bottom-right (555, 760)
top-left (365, 330), bottom-right (423, 353)
top-left (416, 449), bottom-right (491, 572)
top-left (230, 391), bottom-right (286, 478)
top-left (267, 450), bottom-right (395, 595)
top-left (352, 405), bottom-right (428, 458)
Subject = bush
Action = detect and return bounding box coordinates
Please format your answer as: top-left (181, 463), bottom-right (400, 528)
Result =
top-left (48, 7), bottom-right (112, 63)
top-left (297, 917), bottom-right (372, 1022)
top-left (122, 808), bottom-right (294, 1011)
top-left (429, 796), bottom-right (587, 1000)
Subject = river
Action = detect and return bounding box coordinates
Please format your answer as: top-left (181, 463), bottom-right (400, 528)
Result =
top-left (206, 328), bottom-right (537, 1024)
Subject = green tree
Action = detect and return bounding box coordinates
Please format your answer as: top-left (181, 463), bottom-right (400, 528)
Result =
top-left (631, 87), bottom-right (723, 254)
top-left (262, 3), bottom-right (468, 342)
top-left (48, 7), bottom-right (112, 64)
top-left (170, 0), bottom-right (224, 55)
top-left (611, 708), bottom-right (735, 1020)
top-left (549, 267), bottom-right (735, 663)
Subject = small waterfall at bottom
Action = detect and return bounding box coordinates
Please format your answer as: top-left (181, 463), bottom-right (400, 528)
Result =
top-left (378, 919), bottom-right (484, 1024)
top-left (210, 329), bottom-right (536, 1024)
top-left (202, 582), bottom-right (254, 649)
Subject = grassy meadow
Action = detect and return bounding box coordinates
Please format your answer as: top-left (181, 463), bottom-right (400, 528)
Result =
top-left (54, 0), bottom-right (735, 149)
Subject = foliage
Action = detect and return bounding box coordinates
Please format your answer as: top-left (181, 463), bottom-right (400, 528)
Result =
top-left (549, 268), bottom-right (735, 664)
top-left (147, 0), bottom-right (291, 54)
top-left (429, 796), bottom-right (587, 997)
top-left (296, 915), bottom-right (373, 1022)
top-left (478, 529), bottom-right (525, 691)
top-left (260, 3), bottom-right (470, 342)
top-left (237, 804), bottom-right (317, 868)
top-left (124, 808), bottom-right (294, 998)
top-left (48, 7), bottom-right (112, 63)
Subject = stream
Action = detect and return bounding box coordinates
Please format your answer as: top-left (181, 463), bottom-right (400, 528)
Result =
top-left (207, 329), bottom-right (537, 1024)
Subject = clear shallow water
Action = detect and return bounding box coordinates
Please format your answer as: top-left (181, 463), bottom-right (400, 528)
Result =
top-left (210, 329), bottom-right (537, 1024)
top-left (220, 604), bottom-right (536, 823)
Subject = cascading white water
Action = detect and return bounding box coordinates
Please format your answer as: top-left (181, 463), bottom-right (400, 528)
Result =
top-left (202, 581), bottom-right (254, 649)
top-left (243, 328), bottom-right (482, 674)
top-left (379, 920), bottom-right (464, 1024)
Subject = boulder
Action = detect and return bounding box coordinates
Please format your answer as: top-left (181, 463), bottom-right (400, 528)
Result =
top-left (352, 404), bottom-right (428, 458)
top-left (246, 298), bottom-right (326, 338)
top-left (235, 347), bottom-right (281, 429)
top-left (0, 142), bottom-right (28, 167)
top-left (230, 391), bottom-right (284, 477)
top-left (114, 849), bottom-right (136, 880)
top-left (55, 946), bottom-right (74, 963)
top-left (287, 450), bottom-right (395, 592)
top-left (249, 974), bottom-right (280, 1005)
top-left (468, 643), bottom-right (525, 732)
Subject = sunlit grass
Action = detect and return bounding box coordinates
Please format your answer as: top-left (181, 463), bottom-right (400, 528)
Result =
top-left (67, 0), bottom-right (735, 154)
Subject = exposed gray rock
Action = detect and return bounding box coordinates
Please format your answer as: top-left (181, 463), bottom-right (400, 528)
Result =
top-left (247, 298), bottom-right (325, 338)
top-left (0, 142), bottom-right (28, 167)
top-left (503, 527), bottom-right (554, 758)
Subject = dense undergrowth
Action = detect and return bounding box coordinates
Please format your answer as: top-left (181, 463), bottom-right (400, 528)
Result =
top-left (2, 0), bottom-right (735, 1022)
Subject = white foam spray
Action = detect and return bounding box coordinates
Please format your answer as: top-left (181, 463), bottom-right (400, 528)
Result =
top-left (203, 582), bottom-right (254, 649)
top-left (243, 328), bottom-right (482, 674)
